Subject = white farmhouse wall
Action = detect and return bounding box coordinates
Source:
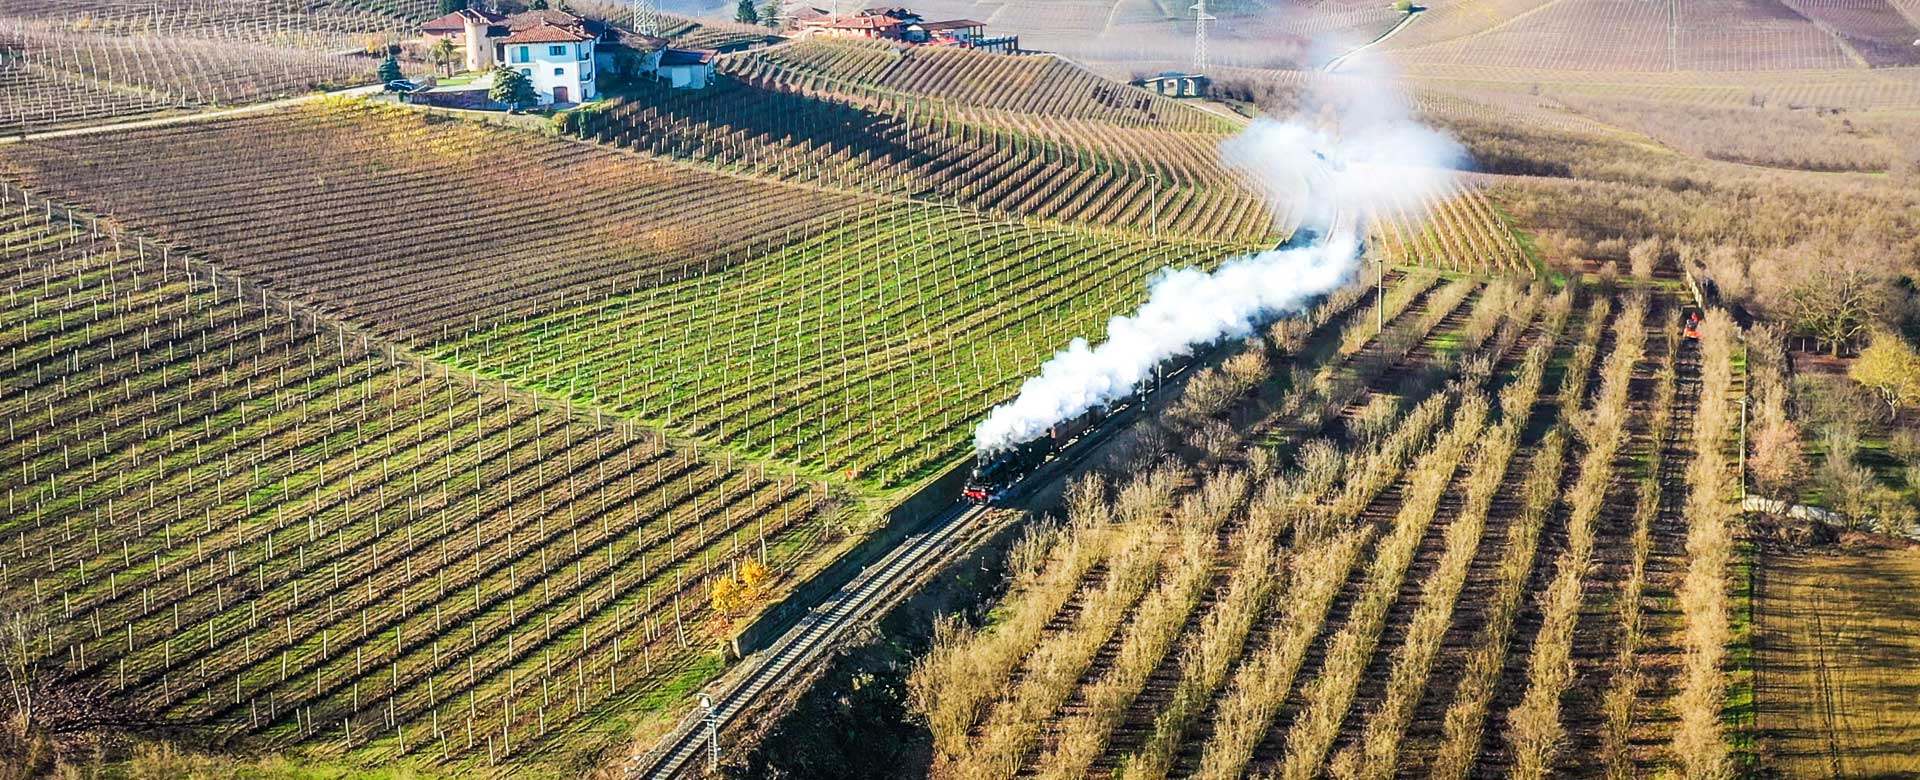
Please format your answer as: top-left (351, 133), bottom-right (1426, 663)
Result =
top-left (505, 39), bottom-right (597, 104)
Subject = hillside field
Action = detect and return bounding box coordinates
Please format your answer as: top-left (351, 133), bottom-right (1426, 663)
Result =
top-left (2, 1), bottom-right (1918, 779)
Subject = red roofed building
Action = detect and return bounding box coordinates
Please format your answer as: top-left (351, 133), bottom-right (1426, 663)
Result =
top-left (421, 8), bottom-right (504, 45)
top-left (795, 6), bottom-right (999, 47)
top-left (425, 6), bottom-right (673, 104)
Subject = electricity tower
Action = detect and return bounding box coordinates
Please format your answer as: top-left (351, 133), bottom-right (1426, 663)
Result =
top-left (633, 0), bottom-right (660, 37)
top-left (1190, 0), bottom-right (1215, 72)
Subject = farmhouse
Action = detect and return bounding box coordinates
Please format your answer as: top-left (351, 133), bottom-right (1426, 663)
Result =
top-left (794, 6), bottom-right (1010, 50)
top-left (415, 7), bottom-right (720, 105)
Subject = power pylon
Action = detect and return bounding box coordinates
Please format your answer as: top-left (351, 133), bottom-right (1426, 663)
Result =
top-left (1190, 0), bottom-right (1215, 72)
top-left (633, 0), bottom-right (661, 37)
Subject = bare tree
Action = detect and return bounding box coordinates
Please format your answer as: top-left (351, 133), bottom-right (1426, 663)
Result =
top-left (1749, 417), bottom-right (1805, 501)
top-left (1754, 234), bottom-right (1901, 355)
top-left (1628, 237), bottom-right (1662, 280)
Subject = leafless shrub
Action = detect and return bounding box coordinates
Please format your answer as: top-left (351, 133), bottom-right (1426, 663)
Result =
top-left (1221, 348), bottom-right (1268, 390)
top-left (1629, 236), bottom-right (1662, 280)
top-left (1350, 395), bottom-right (1399, 446)
top-left (1295, 439), bottom-right (1344, 500)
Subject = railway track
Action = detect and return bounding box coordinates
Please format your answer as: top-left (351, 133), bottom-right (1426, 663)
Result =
top-left (626, 499), bottom-right (991, 780)
top-left (627, 332), bottom-right (1204, 779)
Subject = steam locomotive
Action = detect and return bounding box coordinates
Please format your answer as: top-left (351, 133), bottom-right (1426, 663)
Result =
top-left (961, 342), bottom-right (1219, 504)
top-left (961, 409), bottom-right (1106, 505)
top-left (960, 225), bottom-right (1344, 506)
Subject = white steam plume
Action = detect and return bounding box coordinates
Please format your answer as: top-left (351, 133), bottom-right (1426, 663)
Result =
top-left (972, 72), bottom-right (1465, 454)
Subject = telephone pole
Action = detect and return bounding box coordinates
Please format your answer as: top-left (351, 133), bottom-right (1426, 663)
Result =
top-left (1376, 254), bottom-right (1385, 333)
top-left (1146, 172), bottom-right (1160, 238)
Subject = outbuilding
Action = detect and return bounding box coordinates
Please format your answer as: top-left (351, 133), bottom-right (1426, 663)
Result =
top-left (1130, 72), bottom-right (1210, 98)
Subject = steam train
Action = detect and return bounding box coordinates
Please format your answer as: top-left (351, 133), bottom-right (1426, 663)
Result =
top-left (961, 408), bottom-right (1107, 505)
top-left (960, 225), bottom-right (1345, 506)
top-left (961, 361), bottom-right (1193, 505)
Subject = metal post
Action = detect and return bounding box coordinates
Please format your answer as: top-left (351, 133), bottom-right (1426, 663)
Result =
top-left (1738, 396), bottom-right (1748, 502)
top-left (1376, 256), bottom-right (1384, 334)
top-left (1147, 173), bottom-right (1160, 238)
top-left (698, 693), bottom-right (720, 771)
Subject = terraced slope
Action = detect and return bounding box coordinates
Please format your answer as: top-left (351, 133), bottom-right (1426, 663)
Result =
top-left (0, 101), bottom-right (868, 342)
top-left (0, 192), bottom-right (853, 770)
top-left (579, 68), bottom-right (1278, 241)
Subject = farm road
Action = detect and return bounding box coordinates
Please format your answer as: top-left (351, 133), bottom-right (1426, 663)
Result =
top-left (1324, 8), bottom-right (1421, 72)
top-left (0, 84), bottom-right (383, 145)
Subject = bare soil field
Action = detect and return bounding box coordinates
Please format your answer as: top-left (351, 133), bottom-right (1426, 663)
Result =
top-left (1754, 543), bottom-right (1920, 779)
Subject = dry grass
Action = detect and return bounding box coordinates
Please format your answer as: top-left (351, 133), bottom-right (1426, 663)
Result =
top-left (1754, 545), bottom-right (1920, 778)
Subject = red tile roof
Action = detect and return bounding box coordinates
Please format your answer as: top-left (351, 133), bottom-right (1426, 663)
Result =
top-left (504, 9), bottom-right (592, 30)
top-left (817, 15), bottom-right (898, 29)
top-left (500, 22), bottom-right (593, 44)
top-left (422, 8), bottom-right (505, 32)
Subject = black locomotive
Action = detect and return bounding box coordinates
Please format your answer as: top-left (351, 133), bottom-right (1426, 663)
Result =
top-left (962, 410), bottom-right (1103, 504)
top-left (962, 359), bottom-right (1189, 505)
top-left (961, 225), bottom-right (1341, 505)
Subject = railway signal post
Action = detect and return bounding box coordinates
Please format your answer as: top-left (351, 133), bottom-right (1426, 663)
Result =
top-left (699, 694), bottom-right (720, 772)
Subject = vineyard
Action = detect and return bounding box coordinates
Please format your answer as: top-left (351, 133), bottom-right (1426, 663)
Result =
top-left (0, 91), bottom-right (1552, 496)
top-left (0, 1), bottom-right (408, 134)
top-left (736, 38), bottom-right (1237, 132)
top-left (1783, 0), bottom-right (1920, 66)
top-left (1384, 0), bottom-right (1864, 71)
top-left (577, 61), bottom-right (1278, 241)
top-left (430, 203), bottom-right (1248, 490)
top-left (0, 101), bottom-right (869, 342)
top-left (0, 187), bottom-right (856, 769)
top-left (910, 269), bottom-right (1746, 780)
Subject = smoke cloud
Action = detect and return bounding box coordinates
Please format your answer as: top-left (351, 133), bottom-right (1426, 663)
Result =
top-left (971, 70), bottom-right (1466, 453)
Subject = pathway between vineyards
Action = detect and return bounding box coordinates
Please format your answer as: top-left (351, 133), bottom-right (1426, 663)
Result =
top-left (0, 84), bottom-right (383, 145)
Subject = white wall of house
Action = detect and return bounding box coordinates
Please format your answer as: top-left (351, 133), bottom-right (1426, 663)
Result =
top-left (659, 62), bottom-right (714, 89)
top-left (504, 39), bottom-right (597, 104)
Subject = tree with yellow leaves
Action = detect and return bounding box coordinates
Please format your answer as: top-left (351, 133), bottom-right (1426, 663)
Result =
top-left (711, 558), bottom-right (775, 619)
top-left (710, 576), bottom-right (746, 617)
top-left (1849, 330), bottom-right (1920, 420)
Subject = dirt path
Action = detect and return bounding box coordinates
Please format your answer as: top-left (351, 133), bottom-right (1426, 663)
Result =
top-left (1323, 10), bottom-right (1423, 73)
top-left (0, 85), bottom-right (383, 145)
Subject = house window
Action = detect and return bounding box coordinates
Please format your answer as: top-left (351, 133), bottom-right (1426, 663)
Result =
top-left (549, 45), bottom-right (567, 56)
top-left (514, 46), bottom-right (529, 63)
top-left (520, 68), bottom-right (531, 76)
top-left (554, 67), bottom-right (564, 76)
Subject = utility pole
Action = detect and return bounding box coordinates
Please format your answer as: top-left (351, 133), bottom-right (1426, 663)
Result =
top-left (1376, 254), bottom-right (1384, 334)
top-left (698, 693), bottom-right (720, 772)
top-left (1147, 172), bottom-right (1160, 238)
